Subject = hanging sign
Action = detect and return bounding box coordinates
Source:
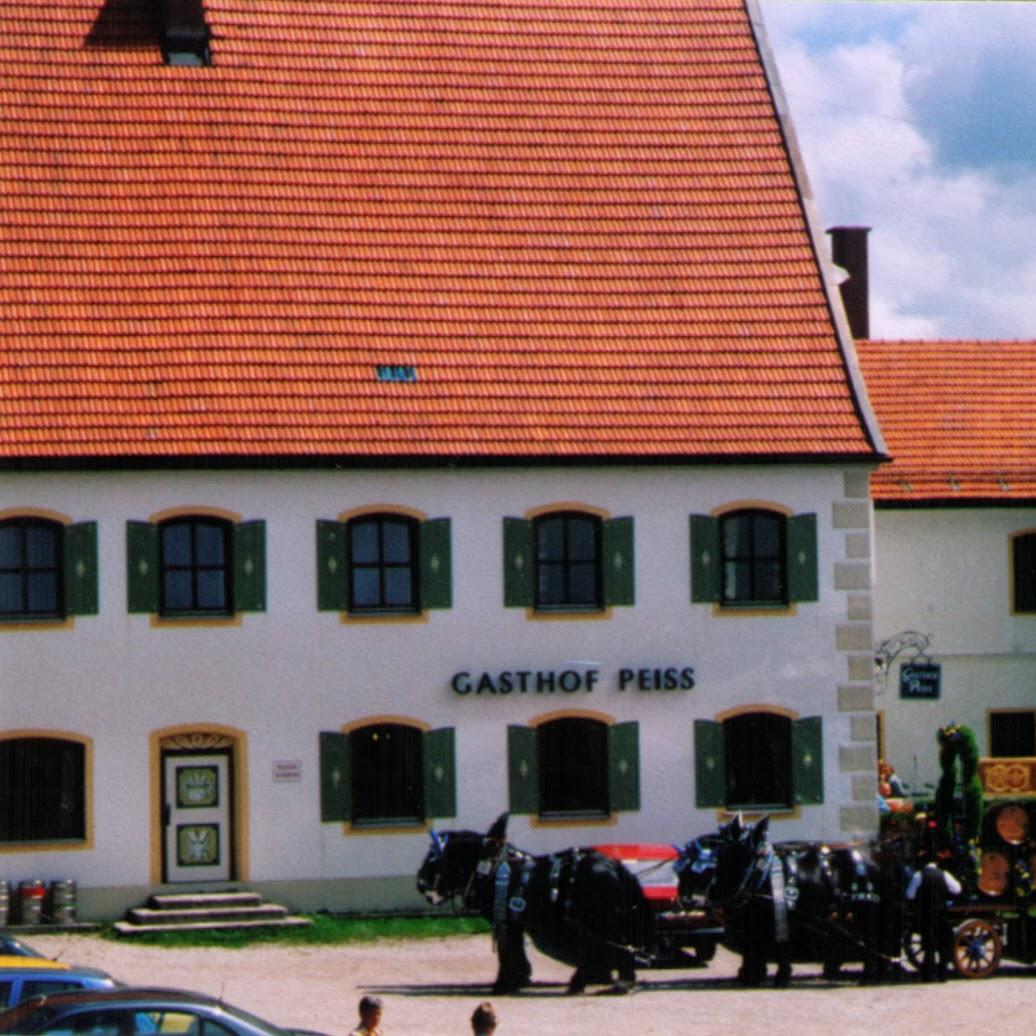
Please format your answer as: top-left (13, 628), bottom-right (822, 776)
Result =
top-left (900, 663), bottom-right (941, 700)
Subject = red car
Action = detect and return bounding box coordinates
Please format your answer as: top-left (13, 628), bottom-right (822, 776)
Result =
top-left (594, 843), bottom-right (722, 966)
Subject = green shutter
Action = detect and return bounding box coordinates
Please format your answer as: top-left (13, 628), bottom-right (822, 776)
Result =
top-left (319, 731), bottom-right (352, 822)
top-left (786, 513), bottom-right (818, 603)
top-left (608, 720), bottom-right (640, 812)
top-left (792, 715), bottom-right (824, 805)
top-left (233, 520), bottom-right (266, 612)
top-left (602, 516), bottom-right (634, 607)
top-left (690, 514), bottom-right (721, 603)
top-left (63, 521), bottom-right (98, 616)
top-left (316, 520), bottom-right (348, 611)
top-left (126, 520), bottom-right (159, 614)
top-left (419, 518), bottom-right (452, 610)
top-left (503, 517), bottom-right (533, 608)
top-left (694, 719), bottom-right (726, 808)
top-left (507, 724), bottom-right (539, 814)
top-left (423, 726), bottom-right (456, 818)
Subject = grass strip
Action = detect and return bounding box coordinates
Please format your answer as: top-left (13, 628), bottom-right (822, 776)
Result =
top-left (99, 914), bottom-right (491, 949)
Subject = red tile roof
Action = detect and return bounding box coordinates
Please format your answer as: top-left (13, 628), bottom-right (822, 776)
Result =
top-left (857, 340), bottom-right (1036, 502)
top-left (0, 0), bottom-right (879, 462)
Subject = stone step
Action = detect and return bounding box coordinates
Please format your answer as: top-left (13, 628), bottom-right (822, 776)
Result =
top-left (128, 903), bottom-right (289, 925)
top-left (113, 916), bottom-right (312, 936)
top-left (148, 891), bottom-right (263, 911)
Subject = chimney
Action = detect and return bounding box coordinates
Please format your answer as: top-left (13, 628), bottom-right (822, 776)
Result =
top-left (827, 226), bottom-right (870, 340)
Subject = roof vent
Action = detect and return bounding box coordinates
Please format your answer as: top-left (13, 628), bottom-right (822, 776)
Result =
top-left (827, 226), bottom-right (870, 340)
top-left (161, 0), bottom-right (211, 66)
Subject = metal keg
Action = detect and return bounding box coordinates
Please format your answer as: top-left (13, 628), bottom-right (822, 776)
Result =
top-left (17, 879), bottom-right (46, 925)
top-left (0, 879), bottom-right (10, 926)
top-left (49, 879), bottom-right (77, 925)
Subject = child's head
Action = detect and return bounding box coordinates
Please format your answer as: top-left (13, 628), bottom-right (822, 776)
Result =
top-left (358, 996), bottom-right (383, 1028)
top-left (471, 1001), bottom-right (497, 1034)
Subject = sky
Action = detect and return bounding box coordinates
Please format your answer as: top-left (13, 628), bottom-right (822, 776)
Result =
top-left (758, 1), bottom-right (1036, 340)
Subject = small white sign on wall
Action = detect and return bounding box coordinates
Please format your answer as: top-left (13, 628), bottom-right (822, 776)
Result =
top-left (273, 759), bottom-right (302, 782)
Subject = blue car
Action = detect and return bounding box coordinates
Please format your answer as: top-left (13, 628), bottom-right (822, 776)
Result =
top-left (0, 957), bottom-right (117, 1012)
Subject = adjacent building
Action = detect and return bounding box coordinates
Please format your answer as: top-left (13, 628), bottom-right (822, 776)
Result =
top-left (0, 0), bottom-right (885, 918)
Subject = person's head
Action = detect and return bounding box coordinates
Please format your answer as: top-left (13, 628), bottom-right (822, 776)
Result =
top-left (471, 1001), bottom-right (497, 1034)
top-left (358, 995), bottom-right (383, 1029)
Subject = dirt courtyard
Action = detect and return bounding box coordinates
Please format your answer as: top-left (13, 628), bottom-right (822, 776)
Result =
top-left (22, 930), bottom-right (1035, 1036)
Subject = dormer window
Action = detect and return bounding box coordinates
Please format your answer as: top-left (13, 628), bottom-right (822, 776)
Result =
top-left (162, 0), bottom-right (211, 66)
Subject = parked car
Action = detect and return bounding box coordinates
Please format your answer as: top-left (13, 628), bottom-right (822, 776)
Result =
top-left (593, 842), bottom-right (722, 966)
top-left (0, 934), bottom-right (44, 958)
top-left (0, 956), bottom-right (117, 1011)
top-left (0, 987), bottom-right (331, 1036)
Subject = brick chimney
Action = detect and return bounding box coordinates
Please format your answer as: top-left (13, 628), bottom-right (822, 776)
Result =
top-left (827, 226), bottom-right (870, 340)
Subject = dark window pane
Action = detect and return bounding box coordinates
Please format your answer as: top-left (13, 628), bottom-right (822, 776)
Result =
top-left (350, 724), bottom-right (423, 823)
top-left (351, 568), bottom-right (380, 607)
top-left (566, 518), bottom-right (596, 561)
top-left (25, 525), bottom-right (57, 567)
top-left (756, 561), bottom-right (783, 600)
top-left (1016, 534), bottom-right (1036, 612)
top-left (194, 523), bottom-right (225, 565)
top-left (537, 563), bottom-right (564, 605)
top-left (990, 712), bottom-right (1036, 757)
top-left (196, 570), bottom-right (226, 610)
top-left (0, 737), bottom-right (86, 842)
top-left (0, 526), bottom-right (18, 567)
top-left (724, 713), bottom-right (792, 808)
top-left (26, 572), bottom-right (58, 614)
top-left (724, 561), bottom-right (750, 602)
top-left (536, 517), bottom-right (565, 561)
top-left (162, 523), bottom-right (192, 565)
top-left (382, 521), bottom-right (411, 563)
top-left (350, 521), bottom-right (379, 564)
top-left (163, 571), bottom-right (192, 611)
top-left (754, 515), bottom-right (781, 557)
top-left (384, 568), bottom-right (413, 607)
top-left (722, 515), bottom-right (752, 557)
top-left (539, 718), bottom-right (608, 815)
top-left (0, 574), bottom-right (20, 612)
top-left (568, 562), bottom-right (597, 604)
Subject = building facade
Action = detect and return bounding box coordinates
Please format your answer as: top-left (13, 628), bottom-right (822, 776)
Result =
top-left (0, 0), bottom-right (885, 918)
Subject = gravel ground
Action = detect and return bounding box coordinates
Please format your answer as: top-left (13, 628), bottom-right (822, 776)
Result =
top-left (19, 930), bottom-right (1036, 1036)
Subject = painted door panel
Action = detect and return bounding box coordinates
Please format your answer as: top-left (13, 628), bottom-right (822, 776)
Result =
top-left (163, 753), bottom-right (231, 882)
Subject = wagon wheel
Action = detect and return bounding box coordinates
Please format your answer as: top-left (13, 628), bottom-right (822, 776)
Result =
top-left (952, 918), bottom-right (1003, 979)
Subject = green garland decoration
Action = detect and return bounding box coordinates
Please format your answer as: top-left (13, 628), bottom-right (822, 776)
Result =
top-left (935, 723), bottom-right (983, 851)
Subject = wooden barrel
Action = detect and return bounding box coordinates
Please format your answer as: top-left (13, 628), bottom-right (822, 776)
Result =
top-left (993, 802), bottom-right (1030, 845)
top-left (978, 851), bottom-right (1012, 896)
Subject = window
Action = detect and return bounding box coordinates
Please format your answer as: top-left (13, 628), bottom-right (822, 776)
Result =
top-left (0, 736), bottom-right (86, 843)
top-left (503, 512), bottom-right (634, 611)
top-left (319, 724), bottom-right (455, 826)
top-left (1014, 532), bottom-right (1036, 612)
top-left (690, 510), bottom-right (817, 607)
top-left (0, 518), bottom-right (97, 621)
top-left (316, 515), bottom-right (451, 614)
top-left (990, 711), bottom-right (1036, 757)
top-left (161, 0), bottom-right (212, 66)
top-left (126, 516), bottom-right (265, 616)
top-left (538, 717), bottom-right (609, 815)
top-left (507, 717), bottom-right (639, 818)
top-left (695, 713), bottom-right (823, 810)
top-left (721, 509), bottom-right (786, 605)
top-left (349, 515), bottom-right (418, 613)
top-left (350, 723), bottom-right (424, 824)
top-left (160, 517), bottom-right (231, 615)
top-left (0, 518), bottom-right (61, 618)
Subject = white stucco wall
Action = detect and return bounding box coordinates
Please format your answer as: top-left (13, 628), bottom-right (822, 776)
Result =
top-left (2, 463), bottom-right (877, 915)
top-left (874, 506), bottom-right (1036, 796)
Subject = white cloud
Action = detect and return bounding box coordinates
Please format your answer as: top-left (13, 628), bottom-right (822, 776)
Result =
top-left (759, 1), bottom-right (1036, 340)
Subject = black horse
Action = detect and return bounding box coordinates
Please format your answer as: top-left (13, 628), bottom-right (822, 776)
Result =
top-left (678, 815), bottom-right (902, 987)
top-left (416, 814), bottom-right (651, 994)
